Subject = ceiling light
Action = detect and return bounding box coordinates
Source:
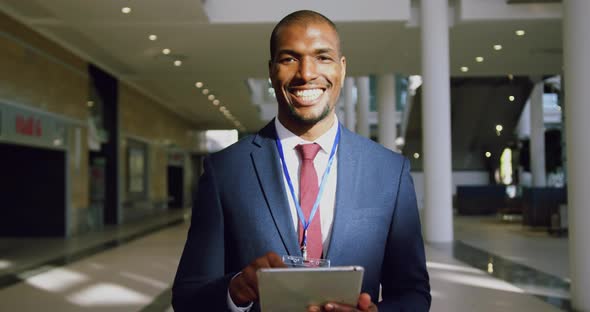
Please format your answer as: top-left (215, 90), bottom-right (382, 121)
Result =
top-left (493, 44), bottom-right (502, 51)
top-left (202, 89), bottom-right (209, 95)
top-left (212, 99), bottom-right (220, 106)
top-left (174, 60), bottom-right (182, 66)
top-left (413, 153), bottom-right (420, 159)
top-left (162, 48), bottom-right (171, 55)
top-left (208, 95), bottom-right (215, 101)
top-left (121, 7), bottom-right (131, 14)
top-left (195, 82), bottom-right (203, 88)
top-left (220, 106), bottom-right (227, 112)
top-left (515, 30), bottom-right (526, 36)
top-left (508, 74), bottom-right (514, 80)
top-left (496, 124), bottom-right (503, 132)
top-left (148, 35), bottom-right (157, 41)
top-left (460, 66), bottom-right (469, 73)
top-left (475, 56), bottom-right (484, 63)
top-left (87, 101), bottom-right (94, 107)
top-left (508, 95), bottom-right (515, 102)
top-left (485, 152), bottom-right (492, 158)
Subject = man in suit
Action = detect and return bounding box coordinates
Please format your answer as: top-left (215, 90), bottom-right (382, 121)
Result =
top-left (172, 10), bottom-right (431, 312)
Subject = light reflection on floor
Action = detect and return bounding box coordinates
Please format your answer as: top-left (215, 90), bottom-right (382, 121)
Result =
top-left (429, 241), bottom-right (571, 311)
top-left (0, 260), bottom-right (12, 270)
top-left (67, 283), bottom-right (152, 306)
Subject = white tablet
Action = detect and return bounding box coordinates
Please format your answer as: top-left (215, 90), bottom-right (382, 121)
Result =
top-left (257, 266), bottom-right (364, 312)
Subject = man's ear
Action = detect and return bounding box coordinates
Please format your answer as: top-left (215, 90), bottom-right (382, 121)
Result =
top-left (340, 56), bottom-right (347, 88)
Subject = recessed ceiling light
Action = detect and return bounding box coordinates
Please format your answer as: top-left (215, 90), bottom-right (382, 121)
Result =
top-left (460, 66), bottom-right (469, 72)
top-left (162, 48), bottom-right (171, 55)
top-left (485, 152), bottom-right (492, 158)
top-left (208, 94), bottom-right (215, 101)
top-left (219, 106), bottom-right (227, 112)
top-left (515, 30), bottom-right (526, 36)
top-left (413, 153), bottom-right (420, 159)
top-left (174, 60), bottom-right (182, 66)
top-left (121, 7), bottom-right (131, 14)
top-left (493, 44), bottom-right (502, 51)
top-left (195, 82), bottom-right (203, 88)
top-left (212, 99), bottom-right (220, 106)
top-left (475, 56), bottom-right (484, 63)
top-left (509, 95), bottom-right (515, 102)
top-left (148, 34), bottom-right (157, 41)
top-left (496, 124), bottom-right (503, 132)
top-left (202, 89), bottom-right (209, 95)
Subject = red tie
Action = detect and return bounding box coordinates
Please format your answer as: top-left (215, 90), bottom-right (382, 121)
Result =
top-left (295, 143), bottom-right (323, 259)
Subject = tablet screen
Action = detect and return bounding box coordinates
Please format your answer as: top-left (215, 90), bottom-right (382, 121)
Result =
top-left (257, 266), bottom-right (364, 311)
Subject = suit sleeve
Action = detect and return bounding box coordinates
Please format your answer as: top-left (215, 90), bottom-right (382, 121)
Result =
top-left (172, 156), bottom-right (236, 311)
top-left (378, 158), bottom-right (432, 311)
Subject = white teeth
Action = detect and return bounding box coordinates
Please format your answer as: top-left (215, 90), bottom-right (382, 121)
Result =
top-left (294, 89), bottom-right (323, 101)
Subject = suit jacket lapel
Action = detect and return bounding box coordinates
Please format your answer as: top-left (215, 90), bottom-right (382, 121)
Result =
top-left (250, 121), bottom-right (301, 257)
top-left (325, 125), bottom-right (361, 259)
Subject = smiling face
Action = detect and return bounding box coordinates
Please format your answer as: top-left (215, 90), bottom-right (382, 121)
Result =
top-left (269, 21), bottom-right (346, 136)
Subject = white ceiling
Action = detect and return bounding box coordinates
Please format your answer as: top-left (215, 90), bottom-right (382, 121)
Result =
top-left (0, 0), bottom-right (563, 132)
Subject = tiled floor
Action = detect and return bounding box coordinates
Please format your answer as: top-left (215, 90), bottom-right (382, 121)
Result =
top-left (427, 245), bottom-right (562, 312)
top-left (0, 209), bottom-right (189, 287)
top-left (0, 220), bottom-right (187, 312)
top-left (0, 212), bottom-right (571, 311)
top-left (454, 216), bottom-right (569, 280)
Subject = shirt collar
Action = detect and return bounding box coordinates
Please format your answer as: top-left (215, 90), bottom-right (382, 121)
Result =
top-left (274, 116), bottom-right (339, 154)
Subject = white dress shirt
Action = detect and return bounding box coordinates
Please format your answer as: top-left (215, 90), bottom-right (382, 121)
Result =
top-left (274, 117), bottom-right (339, 253)
top-left (227, 117), bottom-right (339, 311)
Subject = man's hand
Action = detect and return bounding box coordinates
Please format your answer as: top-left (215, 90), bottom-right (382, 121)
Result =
top-left (228, 252), bottom-right (286, 306)
top-left (307, 293), bottom-right (378, 312)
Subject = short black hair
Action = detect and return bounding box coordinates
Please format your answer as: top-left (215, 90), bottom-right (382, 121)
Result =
top-left (269, 10), bottom-right (340, 61)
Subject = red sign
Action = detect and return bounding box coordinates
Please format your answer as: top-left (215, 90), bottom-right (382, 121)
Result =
top-left (15, 115), bottom-right (42, 137)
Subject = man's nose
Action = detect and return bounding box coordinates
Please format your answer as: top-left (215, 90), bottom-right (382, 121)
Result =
top-left (297, 58), bottom-right (319, 82)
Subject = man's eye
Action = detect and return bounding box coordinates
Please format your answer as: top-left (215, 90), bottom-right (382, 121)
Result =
top-left (318, 55), bottom-right (333, 62)
top-left (280, 57), bottom-right (296, 64)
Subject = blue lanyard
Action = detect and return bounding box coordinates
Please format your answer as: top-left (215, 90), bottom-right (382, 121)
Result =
top-left (275, 124), bottom-right (341, 252)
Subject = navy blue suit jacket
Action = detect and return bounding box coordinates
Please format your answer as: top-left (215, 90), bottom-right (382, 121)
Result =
top-left (172, 121), bottom-right (431, 311)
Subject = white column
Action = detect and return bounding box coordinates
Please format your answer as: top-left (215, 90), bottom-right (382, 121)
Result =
top-left (356, 76), bottom-right (370, 138)
top-left (377, 74), bottom-right (398, 152)
top-left (564, 0), bottom-right (590, 310)
top-left (529, 81), bottom-right (547, 187)
top-left (420, 0), bottom-right (453, 243)
top-left (343, 77), bottom-right (356, 132)
top-left (516, 100), bottom-right (531, 140)
top-left (336, 98), bottom-right (345, 122)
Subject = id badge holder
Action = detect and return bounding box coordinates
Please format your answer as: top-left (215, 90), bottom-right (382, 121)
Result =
top-left (282, 255), bottom-right (330, 268)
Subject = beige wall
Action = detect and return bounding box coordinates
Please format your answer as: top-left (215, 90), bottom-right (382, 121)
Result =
top-left (119, 83), bottom-right (197, 206)
top-left (0, 12), bottom-right (90, 228)
top-left (119, 83), bottom-right (196, 149)
top-left (0, 12), bottom-right (88, 120)
top-left (1, 11), bottom-right (198, 232)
